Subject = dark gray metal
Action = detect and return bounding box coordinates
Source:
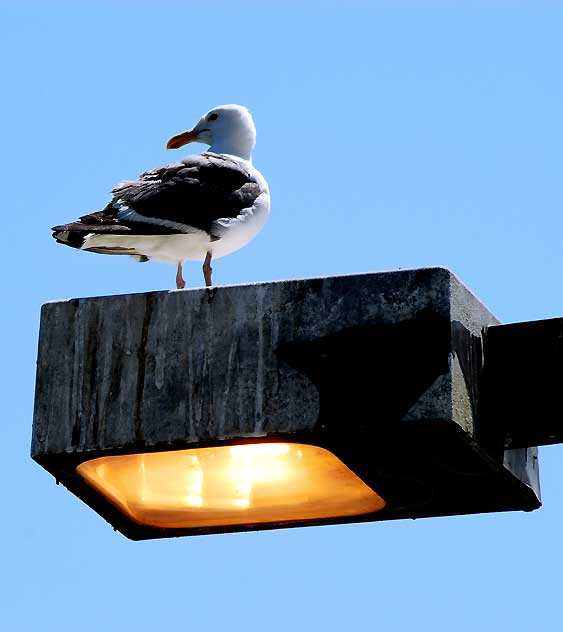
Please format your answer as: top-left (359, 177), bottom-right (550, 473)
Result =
top-left (482, 318), bottom-right (563, 449)
top-left (32, 268), bottom-right (542, 540)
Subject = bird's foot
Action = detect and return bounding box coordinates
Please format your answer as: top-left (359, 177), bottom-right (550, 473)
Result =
top-left (203, 252), bottom-right (213, 287)
top-left (176, 262), bottom-right (186, 289)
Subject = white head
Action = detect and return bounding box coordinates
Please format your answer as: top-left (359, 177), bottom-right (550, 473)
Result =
top-left (167, 104), bottom-right (256, 161)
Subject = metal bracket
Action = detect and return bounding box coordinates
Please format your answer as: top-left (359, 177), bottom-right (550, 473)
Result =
top-left (482, 318), bottom-right (563, 449)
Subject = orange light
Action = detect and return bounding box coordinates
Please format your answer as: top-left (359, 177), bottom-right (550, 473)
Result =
top-left (76, 443), bottom-right (385, 529)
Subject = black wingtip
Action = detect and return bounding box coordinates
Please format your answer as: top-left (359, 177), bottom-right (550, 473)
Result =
top-left (52, 229), bottom-right (87, 250)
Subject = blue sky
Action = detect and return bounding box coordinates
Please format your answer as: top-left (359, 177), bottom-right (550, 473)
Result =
top-left (2, 4), bottom-right (563, 631)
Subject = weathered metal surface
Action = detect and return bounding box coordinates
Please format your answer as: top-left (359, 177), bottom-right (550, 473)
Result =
top-left (34, 268), bottom-right (460, 456)
top-left (32, 268), bottom-right (542, 539)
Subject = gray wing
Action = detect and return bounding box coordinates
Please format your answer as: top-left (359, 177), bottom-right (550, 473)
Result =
top-left (53, 152), bottom-right (262, 239)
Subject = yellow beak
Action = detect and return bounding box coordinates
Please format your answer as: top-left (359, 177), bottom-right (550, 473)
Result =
top-left (166, 129), bottom-right (200, 150)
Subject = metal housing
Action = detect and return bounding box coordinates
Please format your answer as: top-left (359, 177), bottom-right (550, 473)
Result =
top-left (32, 268), bottom-right (541, 539)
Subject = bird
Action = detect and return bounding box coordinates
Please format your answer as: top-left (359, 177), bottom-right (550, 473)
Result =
top-left (52, 104), bottom-right (270, 289)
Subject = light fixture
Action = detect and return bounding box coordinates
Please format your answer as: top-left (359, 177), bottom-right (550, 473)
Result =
top-left (33, 268), bottom-right (551, 540)
top-left (76, 443), bottom-right (385, 529)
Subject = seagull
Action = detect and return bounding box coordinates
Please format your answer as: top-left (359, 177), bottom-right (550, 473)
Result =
top-left (52, 104), bottom-right (270, 288)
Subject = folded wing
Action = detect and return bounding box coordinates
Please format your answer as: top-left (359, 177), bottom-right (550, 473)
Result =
top-left (52, 153), bottom-right (263, 246)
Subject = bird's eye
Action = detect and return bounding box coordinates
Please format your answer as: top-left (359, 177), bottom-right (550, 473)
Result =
top-left (208, 113), bottom-right (219, 121)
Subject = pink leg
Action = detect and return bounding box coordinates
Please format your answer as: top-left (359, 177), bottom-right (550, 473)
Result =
top-left (203, 252), bottom-right (213, 287)
top-left (176, 262), bottom-right (186, 289)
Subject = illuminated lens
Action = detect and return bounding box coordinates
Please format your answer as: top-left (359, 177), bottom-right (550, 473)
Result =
top-left (76, 443), bottom-right (385, 529)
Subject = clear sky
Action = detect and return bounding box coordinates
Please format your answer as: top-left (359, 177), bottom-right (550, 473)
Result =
top-left (2, 3), bottom-right (563, 631)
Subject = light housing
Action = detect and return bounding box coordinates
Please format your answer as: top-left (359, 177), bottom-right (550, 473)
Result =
top-left (32, 269), bottom-right (542, 540)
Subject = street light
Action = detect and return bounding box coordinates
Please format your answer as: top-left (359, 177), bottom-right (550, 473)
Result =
top-left (33, 268), bottom-right (557, 540)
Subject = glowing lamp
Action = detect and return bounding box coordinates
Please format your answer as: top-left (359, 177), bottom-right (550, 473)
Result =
top-left (77, 443), bottom-right (385, 529)
top-left (33, 269), bottom-right (548, 540)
